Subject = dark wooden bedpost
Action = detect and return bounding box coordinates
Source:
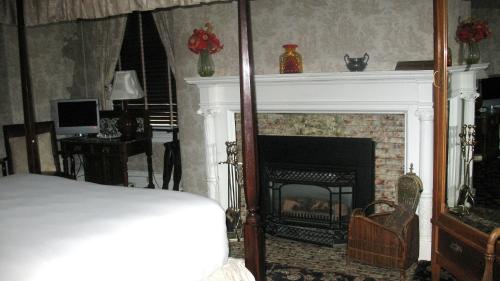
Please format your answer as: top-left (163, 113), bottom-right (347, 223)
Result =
top-left (431, 0), bottom-right (447, 280)
top-left (237, 0), bottom-right (265, 280)
top-left (15, 0), bottom-right (40, 174)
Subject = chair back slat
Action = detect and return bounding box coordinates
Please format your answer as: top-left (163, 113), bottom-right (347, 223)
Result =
top-left (3, 121), bottom-right (60, 175)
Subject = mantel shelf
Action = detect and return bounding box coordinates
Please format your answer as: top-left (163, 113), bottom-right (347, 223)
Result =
top-left (186, 70), bottom-right (434, 87)
top-left (448, 63), bottom-right (490, 73)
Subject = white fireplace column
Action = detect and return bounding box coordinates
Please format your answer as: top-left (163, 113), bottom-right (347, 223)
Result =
top-left (196, 108), bottom-right (220, 201)
top-left (416, 108), bottom-right (434, 261)
top-left (446, 64), bottom-right (489, 207)
top-left (187, 71), bottom-right (434, 259)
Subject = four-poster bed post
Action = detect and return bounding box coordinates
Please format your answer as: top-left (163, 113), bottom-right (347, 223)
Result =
top-left (237, 0), bottom-right (265, 280)
top-left (15, 0), bottom-right (40, 174)
top-left (431, 0), bottom-right (447, 279)
top-left (12, 0), bottom-right (265, 279)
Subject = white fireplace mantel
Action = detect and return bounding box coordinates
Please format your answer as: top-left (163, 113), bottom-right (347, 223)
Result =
top-left (186, 71), bottom-right (434, 259)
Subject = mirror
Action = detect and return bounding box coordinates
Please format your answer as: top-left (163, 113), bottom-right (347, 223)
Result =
top-left (446, 0), bottom-right (500, 230)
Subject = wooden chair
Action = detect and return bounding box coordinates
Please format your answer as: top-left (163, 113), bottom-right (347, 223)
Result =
top-left (347, 168), bottom-right (423, 281)
top-left (1, 121), bottom-right (61, 176)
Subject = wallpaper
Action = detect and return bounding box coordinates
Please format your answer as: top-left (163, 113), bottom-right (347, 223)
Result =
top-left (448, 0), bottom-right (471, 66)
top-left (473, 1), bottom-right (500, 75)
top-left (27, 22), bottom-right (83, 121)
top-left (0, 26), bottom-right (21, 124)
top-left (0, 22), bottom-right (81, 158)
top-left (2, 0), bottom-right (496, 198)
top-left (0, 25), bottom-right (14, 156)
top-left (171, 0), bottom-right (434, 195)
top-left (0, 23), bottom-right (82, 121)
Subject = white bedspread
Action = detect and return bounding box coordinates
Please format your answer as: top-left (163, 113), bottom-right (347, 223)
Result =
top-left (0, 174), bottom-right (229, 281)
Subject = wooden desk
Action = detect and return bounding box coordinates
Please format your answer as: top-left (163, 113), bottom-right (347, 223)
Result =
top-left (60, 135), bottom-right (154, 188)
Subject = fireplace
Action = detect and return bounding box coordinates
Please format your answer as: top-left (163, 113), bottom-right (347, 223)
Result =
top-left (258, 135), bottom-right (375, 245)
top-left (188, 71), bottom-right (434, 258)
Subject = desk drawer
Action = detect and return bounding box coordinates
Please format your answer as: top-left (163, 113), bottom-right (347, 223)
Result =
top-left (61, 143), bottom-right (83, 154)
top-left (87, 144), bottom-right (121, 155)
top-left (83, 154), bottom-right (124, 185)
top-left (439, 229), bottom-right (484, 280)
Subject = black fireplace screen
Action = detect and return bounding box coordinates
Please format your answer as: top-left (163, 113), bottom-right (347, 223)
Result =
top-left (258, 135), bottom-right (375, 246)
top-left (264, 165), bottom-right (355, 245)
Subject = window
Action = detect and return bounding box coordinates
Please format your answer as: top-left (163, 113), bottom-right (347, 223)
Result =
top-left (117, 11), bottom-right (177, 131)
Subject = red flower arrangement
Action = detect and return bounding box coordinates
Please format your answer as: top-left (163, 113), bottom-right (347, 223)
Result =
top-left (187, 23), bottom-right (223, 54)
top-left (456, 18), bottom-right (492, 43)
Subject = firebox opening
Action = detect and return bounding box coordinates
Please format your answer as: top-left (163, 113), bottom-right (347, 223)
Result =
top-left (258, 135), bottom-right (375, 246)
top-left (277, 184), bottom-right (353, 228)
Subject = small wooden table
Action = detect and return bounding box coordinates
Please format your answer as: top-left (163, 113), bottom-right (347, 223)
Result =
top-left (60, 135), bottom-right (154, 188)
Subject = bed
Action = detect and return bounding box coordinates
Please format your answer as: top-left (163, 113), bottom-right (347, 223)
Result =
top-left (0, 174), bottom-right (253, 281)
top-left (3, 0), bottom-right (264, 279)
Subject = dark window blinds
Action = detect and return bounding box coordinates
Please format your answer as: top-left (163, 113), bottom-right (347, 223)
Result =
top-left (117, 11), bottom-right (177, 130)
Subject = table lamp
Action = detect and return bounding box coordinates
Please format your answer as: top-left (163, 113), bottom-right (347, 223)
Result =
top-left (110, 70), bottom-right (144, 140)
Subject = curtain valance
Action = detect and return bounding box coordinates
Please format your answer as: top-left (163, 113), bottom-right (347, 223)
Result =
top-left (1, 0), bottom-right (230, 26)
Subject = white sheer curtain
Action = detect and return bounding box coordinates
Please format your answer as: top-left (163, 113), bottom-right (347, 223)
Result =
top-left (81, 15), bottom-right (127, 110)
top-left (152, 10), bottom-right (177, 128)
top-left (0, 0), bottom-right (229, 26)
top-left (153, 10), bottom-right (176, 77)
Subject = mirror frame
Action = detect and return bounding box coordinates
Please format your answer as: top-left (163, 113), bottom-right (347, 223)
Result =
top-left (432, 1), bottom-right (500, 280)
top-left (431, 0), bottom-right (449, 278)
top-left (432, 0), bottom-right (448, 218)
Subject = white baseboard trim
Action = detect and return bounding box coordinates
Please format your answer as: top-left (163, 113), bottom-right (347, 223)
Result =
top-left (128, 170), bottom-right (164, 189)
top-left (75, 168), bottom-right (179, 190)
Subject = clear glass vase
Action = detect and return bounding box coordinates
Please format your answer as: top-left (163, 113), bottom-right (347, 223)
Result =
top-left (198, 50), bottom-right (215, 77)
top-left (462, 42), bottom-right (480, 65)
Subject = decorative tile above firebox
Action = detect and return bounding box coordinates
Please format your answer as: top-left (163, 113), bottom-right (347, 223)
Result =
top-left (235, 113), bottom-right (404, 202)
top-left (186, 71), bottom-right (434, 260)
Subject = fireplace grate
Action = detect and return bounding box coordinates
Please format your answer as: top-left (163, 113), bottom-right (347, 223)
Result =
top-left (266, 218), bottom-right (348, 246)
top-left (266, 167), bottom-right (356, 186)
top-left (263, 164), bottom-right (355, 246)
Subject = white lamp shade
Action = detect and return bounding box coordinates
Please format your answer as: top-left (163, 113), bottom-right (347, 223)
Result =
top-left (110, 70), bottom-right (144, 100)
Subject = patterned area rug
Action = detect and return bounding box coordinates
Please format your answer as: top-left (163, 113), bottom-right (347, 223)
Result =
top-left (229, 236), bottom-right (402, 280)
top-left (412, 261), bottom-right (457, 281)
top-left (267, 262), bottom-right (380, 281)
top-left (229, 235), bottom-right (458, 281)
top-left (265, 261), bottom-right (457, 281)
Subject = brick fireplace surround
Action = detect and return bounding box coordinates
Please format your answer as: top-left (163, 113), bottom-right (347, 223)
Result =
top-left (186, 71), bottom-right (434, 260)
